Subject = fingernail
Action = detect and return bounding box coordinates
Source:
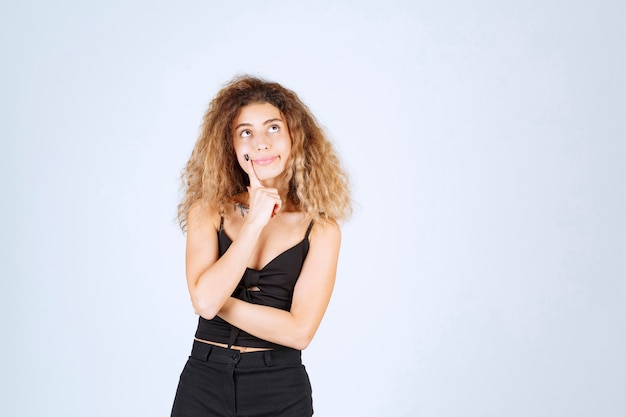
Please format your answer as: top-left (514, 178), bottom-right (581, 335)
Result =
top-left (244, 154), bottom-right (249, 161)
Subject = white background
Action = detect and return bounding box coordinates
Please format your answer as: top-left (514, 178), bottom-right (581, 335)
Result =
top-left (1, 1), bottom-right (624, 416)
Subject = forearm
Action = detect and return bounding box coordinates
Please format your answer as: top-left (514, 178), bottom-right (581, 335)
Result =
top-left (216, 221), bottom-right (340, 350)
top-left (217, 298), bottom-right (314, 350)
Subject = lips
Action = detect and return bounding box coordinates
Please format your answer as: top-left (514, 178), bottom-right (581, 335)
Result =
top-left (252, 156), bottom-right (278, 166)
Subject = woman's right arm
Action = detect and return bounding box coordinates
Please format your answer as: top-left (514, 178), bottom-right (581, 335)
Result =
top-left (185, 203), bottom-right (263, 320)
top-left (186, 181), bottom-right (279, 320)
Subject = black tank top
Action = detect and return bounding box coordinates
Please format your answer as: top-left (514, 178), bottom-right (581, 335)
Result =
top-left (194, 219), bottom-right (314, 348)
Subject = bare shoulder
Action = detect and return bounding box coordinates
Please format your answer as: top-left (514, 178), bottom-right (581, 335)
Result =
top-left (309, 219), bottom-right (341, 246)
top-left (187, 200), bottom-right (222, 235)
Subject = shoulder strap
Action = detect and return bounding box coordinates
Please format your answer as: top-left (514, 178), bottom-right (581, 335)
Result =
top-left (304, 220), bottom-right (314, 239)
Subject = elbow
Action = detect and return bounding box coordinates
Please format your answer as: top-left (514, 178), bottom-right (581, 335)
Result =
top-left (290, 328), bottom-right (315, 351)
top-left (190, 294), bottom-right (220, 320)
top-left (292, 339), bottom-right (311, 351)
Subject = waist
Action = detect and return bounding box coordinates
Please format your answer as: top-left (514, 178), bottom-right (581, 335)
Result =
top-left (194, 337), bottom-right (272, 353)
top-left (190, 339), bottom-right (302, 367)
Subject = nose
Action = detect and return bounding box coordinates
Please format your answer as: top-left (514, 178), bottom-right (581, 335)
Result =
top-left (254, 136), bottom-right (270, 151)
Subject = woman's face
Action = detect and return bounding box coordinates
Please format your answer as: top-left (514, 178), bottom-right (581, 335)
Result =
top-left (232, 102), bottom-right (292, 186)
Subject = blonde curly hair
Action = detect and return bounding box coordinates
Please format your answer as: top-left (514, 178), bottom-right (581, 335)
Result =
top-left (178, 75), bottom-right (352, 232)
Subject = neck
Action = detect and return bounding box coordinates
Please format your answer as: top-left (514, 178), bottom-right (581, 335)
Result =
top-left (259, 177), bottom-right (290, 197)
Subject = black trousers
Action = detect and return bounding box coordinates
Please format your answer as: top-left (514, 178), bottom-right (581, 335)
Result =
top-left (171, 340), bottom-right (314, 417)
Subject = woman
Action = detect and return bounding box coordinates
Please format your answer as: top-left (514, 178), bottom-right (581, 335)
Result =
top-left (171, 75), bottom-right (352, 416)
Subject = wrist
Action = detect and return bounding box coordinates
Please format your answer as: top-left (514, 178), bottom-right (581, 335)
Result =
top-left (241, 215), bottom-right (267, 234)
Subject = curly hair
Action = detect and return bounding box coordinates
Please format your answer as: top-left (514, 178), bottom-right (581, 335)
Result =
top-left (177, 75), bottom-right (352, 232)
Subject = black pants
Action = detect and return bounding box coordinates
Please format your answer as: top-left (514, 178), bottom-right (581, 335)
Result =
top-left (171, 340), bottom-right (314, 417)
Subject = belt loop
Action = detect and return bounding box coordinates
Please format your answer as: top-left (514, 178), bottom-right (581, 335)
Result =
top-left (263, 350), bottom-right (273, 367)
top-left (204, 344), bottom-right (213, 362)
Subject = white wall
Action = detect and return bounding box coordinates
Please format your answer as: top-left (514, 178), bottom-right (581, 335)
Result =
top-left (1, 1), bottom-right (624, 416)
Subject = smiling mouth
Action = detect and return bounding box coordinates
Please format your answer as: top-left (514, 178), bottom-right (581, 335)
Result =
top-left (252, 156), bottom-right (278, 166)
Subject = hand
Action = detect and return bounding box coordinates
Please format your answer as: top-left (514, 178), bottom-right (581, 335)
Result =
top-left (245, 154), bottom-right (281, 227)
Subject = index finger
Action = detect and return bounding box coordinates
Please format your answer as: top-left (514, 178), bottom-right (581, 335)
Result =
top-left (245, 154), bottom-right (262, 189)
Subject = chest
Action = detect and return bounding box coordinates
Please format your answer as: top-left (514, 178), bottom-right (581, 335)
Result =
top-left (222, 210), bottom-right (311, 271)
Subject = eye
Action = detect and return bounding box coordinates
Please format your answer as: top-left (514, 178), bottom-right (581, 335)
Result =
top-left (240, 129), bottom-right (251, 138)
top-left (268, 125), bottom-right (280, 133)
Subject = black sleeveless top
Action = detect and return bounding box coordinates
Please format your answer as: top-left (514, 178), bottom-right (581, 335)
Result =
top-left (194, 219), bottom-right (314, 348)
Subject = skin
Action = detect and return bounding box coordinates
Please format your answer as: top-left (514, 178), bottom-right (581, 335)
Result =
top-left (185, 102), bottom-right (341, 350)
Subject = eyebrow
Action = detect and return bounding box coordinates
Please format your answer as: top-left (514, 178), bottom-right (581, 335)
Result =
top-left (234, 118), bottom-right (284, 130)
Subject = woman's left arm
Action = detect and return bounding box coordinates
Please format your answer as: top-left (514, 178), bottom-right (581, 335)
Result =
top-left (217, 221), bottom-right (341, 350)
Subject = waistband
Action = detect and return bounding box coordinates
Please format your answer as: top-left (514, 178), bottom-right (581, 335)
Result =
top-left (190, 339), bottom-right (302, 367)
